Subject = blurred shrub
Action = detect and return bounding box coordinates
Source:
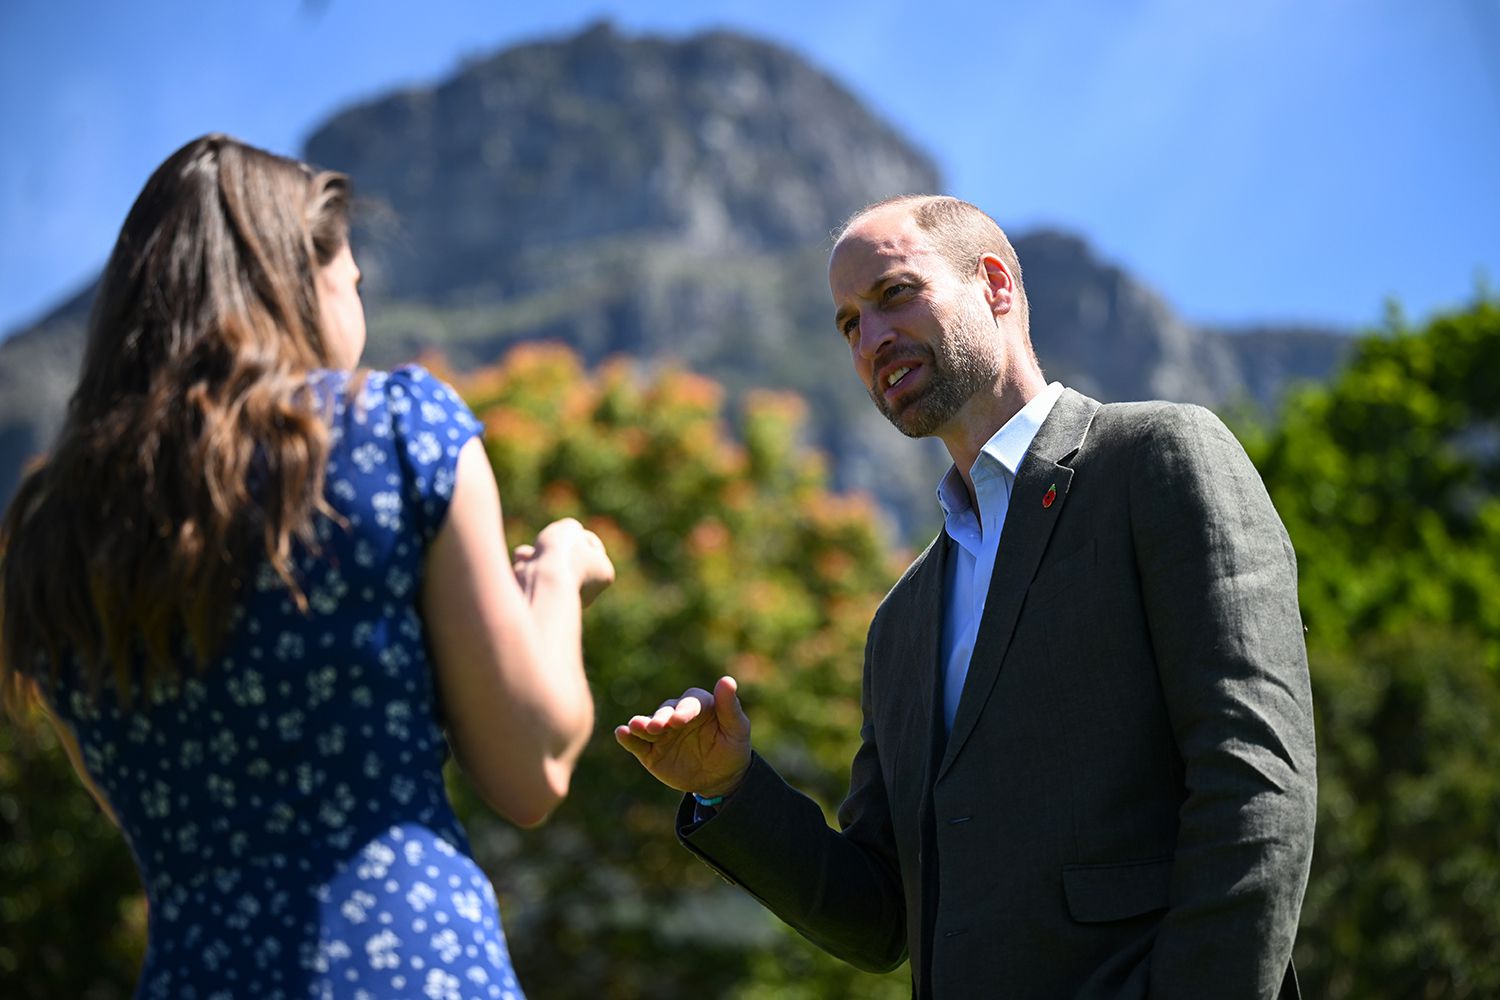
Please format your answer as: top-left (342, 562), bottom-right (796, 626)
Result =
top-left (1244, 298), bottom-right (1500, 996)
top-left (1240, 299), bottom-right (1500, 667)
top-left (1298, 628), bottom-right (1500, 999)
top-left (0, 705), bottom-right (144, 998)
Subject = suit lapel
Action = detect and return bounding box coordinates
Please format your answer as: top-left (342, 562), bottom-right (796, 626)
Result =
top-left (937, 389), bottom-right (1101, 780)
top-left (902, 531), bottom-right (948, 998)
top-left (907, 531), bottom-right (949, 751)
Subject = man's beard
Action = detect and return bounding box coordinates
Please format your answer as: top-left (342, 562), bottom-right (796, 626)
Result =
top-left (868, 322), bottom-right (998, 439)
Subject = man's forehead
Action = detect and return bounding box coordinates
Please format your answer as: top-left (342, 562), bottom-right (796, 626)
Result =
top-left (830, 209), bottom-right (937, 284)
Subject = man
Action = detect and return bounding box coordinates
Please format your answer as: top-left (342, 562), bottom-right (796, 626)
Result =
top-left (615, 196), bottom-right (1316, 998)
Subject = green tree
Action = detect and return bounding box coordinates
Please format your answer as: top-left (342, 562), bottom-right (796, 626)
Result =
top-left (1297, 629), bottom-right (1500, 999)
top-left (1240, 300), bottom-right (1500, 666)
top-left (1242, 299), bottom-right (1500, 996)
top-left (0, 706), bottom-right (143, 997)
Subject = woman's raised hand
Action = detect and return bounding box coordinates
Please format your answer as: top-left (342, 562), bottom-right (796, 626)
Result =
top-left (512, 517), bottom-right (615, 608)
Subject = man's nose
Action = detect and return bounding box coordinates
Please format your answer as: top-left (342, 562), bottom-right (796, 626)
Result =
top-left (856, 315), bottom-right (896, 360)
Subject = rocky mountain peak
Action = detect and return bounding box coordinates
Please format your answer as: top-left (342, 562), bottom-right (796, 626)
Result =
top-left (304, 21), bottom-right (940, 305)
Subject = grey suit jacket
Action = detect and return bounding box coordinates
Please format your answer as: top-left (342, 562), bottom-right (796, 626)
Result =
top-left (680, 390), bottom-right (1317, 999)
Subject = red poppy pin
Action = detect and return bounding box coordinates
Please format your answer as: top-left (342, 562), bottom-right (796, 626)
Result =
top-left (1042, 483), bottom-right (1057, 508)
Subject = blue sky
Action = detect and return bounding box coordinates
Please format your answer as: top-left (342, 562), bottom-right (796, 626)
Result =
top-left (2, 0), bottom-right (1497, 338)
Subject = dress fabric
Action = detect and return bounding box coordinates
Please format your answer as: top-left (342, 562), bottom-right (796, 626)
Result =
top-left (46, 365), bottom-right (524, 1000)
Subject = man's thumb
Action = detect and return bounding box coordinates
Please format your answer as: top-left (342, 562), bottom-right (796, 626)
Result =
top-left (714, 675), bottom-right (750, 736)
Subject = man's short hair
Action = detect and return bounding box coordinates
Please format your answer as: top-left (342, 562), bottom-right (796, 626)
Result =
top-left (838, 195), bottom-right (1031, 333)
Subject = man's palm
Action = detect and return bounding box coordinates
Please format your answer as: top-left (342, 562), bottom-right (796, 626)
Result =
top-left (615, 676), bottom-right (751, 799)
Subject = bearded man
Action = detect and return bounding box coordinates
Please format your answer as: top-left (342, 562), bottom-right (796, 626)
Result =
top-left (617, 195), bottom-right (1317, 999)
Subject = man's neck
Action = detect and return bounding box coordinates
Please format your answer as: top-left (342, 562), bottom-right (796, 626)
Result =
top-left (940, 375), bottom-right (1048, 520)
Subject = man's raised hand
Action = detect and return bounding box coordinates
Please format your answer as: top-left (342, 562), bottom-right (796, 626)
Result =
top-left (614, 676), bottom-right (751, 800)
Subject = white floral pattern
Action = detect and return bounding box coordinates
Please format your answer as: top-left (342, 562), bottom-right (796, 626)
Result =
top-left (48, 367), bottom-right (523, 998)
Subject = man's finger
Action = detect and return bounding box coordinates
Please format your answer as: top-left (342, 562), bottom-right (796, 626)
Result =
top-left (646, 702), bottom-right (680, 732)
top-left (625, 686), bottom-right (717, 737)
top-left (673, 691), bottom-right (712, 722)
top-left (614, 725), bottom-right (652, 759)
top-left (625, 714), bottom-right (667, 740)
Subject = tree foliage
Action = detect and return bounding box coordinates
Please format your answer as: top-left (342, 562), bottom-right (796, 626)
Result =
top-left (0, 706), bottom-right (143, 997)
top-left (1243, 299), bottom-right (1500, 996)
top-left (1240, 300), bottom-right (1500, 666)
top-left (1296, 629), bottom-right (1500, 999)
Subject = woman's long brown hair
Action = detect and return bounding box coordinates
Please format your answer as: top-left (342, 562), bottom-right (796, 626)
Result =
top-left (0, 134), bottom-right (351, 710)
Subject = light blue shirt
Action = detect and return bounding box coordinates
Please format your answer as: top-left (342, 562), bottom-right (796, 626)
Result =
top-left (936, 382), bottom-right (1065, 731)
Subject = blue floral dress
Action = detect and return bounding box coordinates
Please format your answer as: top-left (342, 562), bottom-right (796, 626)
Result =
top-left (46, 366), bottom-right (525, 1000)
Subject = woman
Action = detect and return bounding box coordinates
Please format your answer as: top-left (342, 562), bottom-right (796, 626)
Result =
top-left (0, 134), bottom-right (612, 998)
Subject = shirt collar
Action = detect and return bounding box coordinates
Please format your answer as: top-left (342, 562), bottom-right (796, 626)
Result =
top-left (936, 382), bottom-right (1066, 519)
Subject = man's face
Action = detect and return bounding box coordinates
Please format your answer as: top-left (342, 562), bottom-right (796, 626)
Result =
top-left (829, 207), bottom-right (1003, 439)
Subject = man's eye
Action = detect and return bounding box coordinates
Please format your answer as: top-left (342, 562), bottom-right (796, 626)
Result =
top-left (841, 317), bottom-right (859, 338)
top-left (881, 283), bottom-right (911, 304)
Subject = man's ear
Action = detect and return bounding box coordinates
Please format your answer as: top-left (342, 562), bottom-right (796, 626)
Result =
top-left (978, 253), bottom-right (1014, 318)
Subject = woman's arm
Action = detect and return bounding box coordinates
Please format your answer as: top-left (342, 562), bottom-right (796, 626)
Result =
top-left (421, 438), bottom-right (612, 828)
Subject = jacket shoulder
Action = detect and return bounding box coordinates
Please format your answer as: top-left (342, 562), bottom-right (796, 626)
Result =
top-left (1087, 399), bottom-right (1236, 451)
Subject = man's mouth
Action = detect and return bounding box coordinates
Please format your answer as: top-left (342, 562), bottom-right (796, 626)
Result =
top-left (878, 360), bottom-right (922, 400)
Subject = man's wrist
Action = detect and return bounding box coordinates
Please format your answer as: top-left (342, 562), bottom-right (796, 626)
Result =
top-left (693, 762), bottom-right (750, 803)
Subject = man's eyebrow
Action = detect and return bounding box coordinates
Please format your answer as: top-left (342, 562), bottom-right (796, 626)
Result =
top-left (834, 271), bottom-right (914, 329)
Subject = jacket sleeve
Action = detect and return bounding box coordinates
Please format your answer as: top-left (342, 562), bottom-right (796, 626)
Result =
top-left (676, 639), bottom-right (909, 973)
top-left (1130, 405), bottom-right (1317, 999)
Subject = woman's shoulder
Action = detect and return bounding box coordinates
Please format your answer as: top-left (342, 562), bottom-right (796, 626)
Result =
top-left (309, 364), bottom-right (478, 430)
top-left (305, 362), bottom-right (450, 403)
top-left (313, 365), bottom-right (483, 539)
